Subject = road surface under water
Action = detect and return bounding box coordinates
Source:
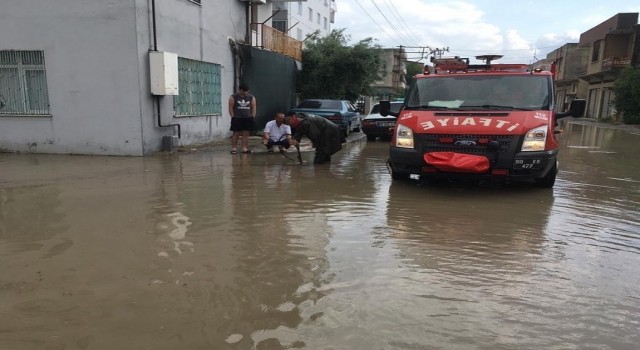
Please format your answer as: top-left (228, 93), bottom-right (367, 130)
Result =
top-left (1, 121), bottom-right (639, 349)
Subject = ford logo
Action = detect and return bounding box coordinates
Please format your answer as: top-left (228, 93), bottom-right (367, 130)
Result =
top-left (455, 140), bottom-right (477, 147)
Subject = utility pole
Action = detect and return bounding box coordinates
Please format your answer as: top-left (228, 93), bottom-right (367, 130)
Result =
top-left (429, 47), bottom-right (449, 59)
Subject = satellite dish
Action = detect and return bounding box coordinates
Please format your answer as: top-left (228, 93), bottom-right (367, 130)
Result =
top-left (475, 55), bottom-right (503, 64)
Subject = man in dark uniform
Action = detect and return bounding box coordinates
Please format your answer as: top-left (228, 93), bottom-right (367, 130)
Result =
top-left (228, 83), bottom-right (256, 154)
top-left (289, 112), bottom-right (344, 164)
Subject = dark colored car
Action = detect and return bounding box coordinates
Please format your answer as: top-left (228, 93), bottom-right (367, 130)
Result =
top-left (289, 99), bottom-right (361, 137)
top-left (362, 101), bottom-right (403, 141)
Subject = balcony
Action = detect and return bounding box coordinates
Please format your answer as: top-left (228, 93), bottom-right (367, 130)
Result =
top-left (601, 56), bottom-right (631, 71)
top-left (251, 23), bottom-right (302, 61)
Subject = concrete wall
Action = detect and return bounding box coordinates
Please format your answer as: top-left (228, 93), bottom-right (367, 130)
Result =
top-left (0, 0), bottom-right (247, 156)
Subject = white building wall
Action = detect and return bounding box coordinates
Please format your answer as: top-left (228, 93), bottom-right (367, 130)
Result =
top-left (272, 0), bottom-right (334, 41)
top-left (0, 0), bottom-right (247, 156)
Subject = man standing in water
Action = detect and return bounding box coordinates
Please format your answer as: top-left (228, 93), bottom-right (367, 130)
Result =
top-left (289, 113), bottom-right (344, 164)
top-left (228, 83), bottom-right (256, 154)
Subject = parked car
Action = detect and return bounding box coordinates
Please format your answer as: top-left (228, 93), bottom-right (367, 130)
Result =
top-left (289, 99), bottom-right (361, 137)
top-left (362, 101), bottom-right (403, 141)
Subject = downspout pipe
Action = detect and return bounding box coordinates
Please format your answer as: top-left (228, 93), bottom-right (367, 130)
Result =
top-left (150, 0), bottom-right (181, 138)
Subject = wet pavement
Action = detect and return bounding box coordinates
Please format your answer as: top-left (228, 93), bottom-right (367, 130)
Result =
top-left (1, 121), bottom-right (639, 349)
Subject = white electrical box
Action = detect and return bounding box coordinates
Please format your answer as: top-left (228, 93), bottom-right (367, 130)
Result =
top-left (149, 51), bottom-right (179, 96)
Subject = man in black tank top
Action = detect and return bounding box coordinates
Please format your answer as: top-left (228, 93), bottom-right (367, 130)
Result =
top-left (228, 83), bottom-right (256, 154)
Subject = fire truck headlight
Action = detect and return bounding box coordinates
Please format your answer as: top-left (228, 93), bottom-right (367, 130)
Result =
top-left (395, 124), bottom-right (414, 148)
top-left (521, 126), bottom-right (547, 151)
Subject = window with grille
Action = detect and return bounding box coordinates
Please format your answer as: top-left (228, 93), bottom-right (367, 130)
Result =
top-left (0, 50), bottom-right (50, 116)
top-left (174, 57), bottom-right (222, 116)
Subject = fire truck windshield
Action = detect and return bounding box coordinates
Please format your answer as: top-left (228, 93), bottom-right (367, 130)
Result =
top-left (406, 75), bottom-right (551, 111)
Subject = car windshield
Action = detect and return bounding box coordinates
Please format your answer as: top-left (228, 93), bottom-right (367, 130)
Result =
top-left (297, 100), bottom-right (342, 109)
top-left (370, 102), bottom-right (403, 114)
top-left (405, 75), bottom-right (551, 111)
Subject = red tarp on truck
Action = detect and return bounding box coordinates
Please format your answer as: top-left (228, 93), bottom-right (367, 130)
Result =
top-left (424, 152), bottom-right (490, 173)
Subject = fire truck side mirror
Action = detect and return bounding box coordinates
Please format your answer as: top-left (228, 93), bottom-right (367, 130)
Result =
top-left (557, 99), bottom-right (586, 119)
top-left (379, 100), bottom-right (398, 117)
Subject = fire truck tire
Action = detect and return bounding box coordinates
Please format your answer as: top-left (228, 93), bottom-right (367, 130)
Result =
top-left (391, 168), bottom-right (410, 181)
top-left (535, 162), bottom-right (557, 188)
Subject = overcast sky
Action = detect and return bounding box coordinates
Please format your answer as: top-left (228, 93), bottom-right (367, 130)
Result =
top-left (332, 0), bottom-right (640, 64)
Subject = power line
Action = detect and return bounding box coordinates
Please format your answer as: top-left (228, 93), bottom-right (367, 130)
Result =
top-left (381, 0), bottom-right (420, 44)
top-left (352, 0), bottom-right (400, 46)
top-left (368, 0), bottom-right (414, 46)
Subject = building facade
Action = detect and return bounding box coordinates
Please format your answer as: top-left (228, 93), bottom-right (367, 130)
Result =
top-left (0, 0), bottom-right (302, 156)
top-left (546, 43), bottom-right (589, 113)
top-left (575, 13), bottom-right (639, 119)
top-left (371, 48), bottom-right (407, 99)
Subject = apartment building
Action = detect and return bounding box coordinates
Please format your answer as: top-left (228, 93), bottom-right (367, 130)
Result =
top-left (271, 0), bottom-right (336, 42)
top-left (576, 13), bottom-right (639, 119)
top-left (371, 48), bottom-right (407, 99)
top-left (546, 43), bottom-right (589, 112)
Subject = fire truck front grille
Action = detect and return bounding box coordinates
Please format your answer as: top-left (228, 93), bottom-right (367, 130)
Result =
top-left (417, 134), bottom-right (519, 154)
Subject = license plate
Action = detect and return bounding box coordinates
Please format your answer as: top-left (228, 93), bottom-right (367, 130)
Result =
top-left (513, 159), bottom-right (542, 169)
top-left (378, 122), bottom-right (394, 127)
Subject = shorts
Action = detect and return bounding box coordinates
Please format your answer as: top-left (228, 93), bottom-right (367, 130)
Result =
top-left (230, 117), bottom-right (255, 132)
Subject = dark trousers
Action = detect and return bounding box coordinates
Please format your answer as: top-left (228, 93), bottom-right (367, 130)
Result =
top-left (266, 139), bottom-right (291, 150)
top-left (313, 150), bottom-right (331, 164)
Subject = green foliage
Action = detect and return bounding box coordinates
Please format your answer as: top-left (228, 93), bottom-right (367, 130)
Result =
top-left (612, 66), bottom-right (640, 124)
top-left (297, 29), bottom-right (384, 101)
top-left (405, 61), bottom-right (424, 87)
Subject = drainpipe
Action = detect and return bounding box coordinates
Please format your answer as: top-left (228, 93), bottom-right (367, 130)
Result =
top-left (245, 2), bottom-right (251, 44)
top-left (150, 0), bottom-right (181, 138)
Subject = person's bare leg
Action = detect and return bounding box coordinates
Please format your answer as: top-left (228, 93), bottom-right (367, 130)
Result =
top-left (231, 132), bottom-right (239, 152)
top-left (241, 130), bottom-right (250, 151)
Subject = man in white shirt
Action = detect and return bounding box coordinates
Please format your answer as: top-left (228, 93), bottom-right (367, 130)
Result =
top-left (262, 112), bottom-right (293, 153)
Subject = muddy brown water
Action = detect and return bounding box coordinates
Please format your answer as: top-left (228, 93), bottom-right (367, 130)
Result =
top-left (1, 121), bottom-right (639, 349)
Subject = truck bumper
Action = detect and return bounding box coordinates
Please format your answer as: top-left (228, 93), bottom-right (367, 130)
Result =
top-left (389, 147), bottom-right (558, 181)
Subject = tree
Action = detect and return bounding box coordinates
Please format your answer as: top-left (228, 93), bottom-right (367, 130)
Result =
top-left (405, 61), bottom-right (424, 90)
top-left (612, 66), bottom-right (640, 124)
top-left (297, 29), bottom-right (383, 102)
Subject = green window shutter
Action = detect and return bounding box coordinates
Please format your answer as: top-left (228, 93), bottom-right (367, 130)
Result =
top-left (175, 57), bottom-right (221, 116)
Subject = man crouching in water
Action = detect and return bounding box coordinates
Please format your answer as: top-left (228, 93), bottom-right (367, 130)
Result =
top-left (288, 112), bottom-right (345, 164)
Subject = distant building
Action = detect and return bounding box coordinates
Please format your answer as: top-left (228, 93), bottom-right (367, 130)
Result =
top-left (546, 43), bottom-right (589, 112)
top-left (271, 0), bottom-right (336, 42)
top-left (576, 12), bottom-right (639, 119)
top-left (371, 48), bottom-right (407, 99)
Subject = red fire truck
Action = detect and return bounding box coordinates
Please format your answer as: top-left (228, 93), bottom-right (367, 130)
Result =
top-left (381, 55), bottom-right (585, 188)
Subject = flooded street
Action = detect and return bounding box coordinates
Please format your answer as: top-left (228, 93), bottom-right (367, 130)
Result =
top-left (1, 121), bottom-right (640, 350)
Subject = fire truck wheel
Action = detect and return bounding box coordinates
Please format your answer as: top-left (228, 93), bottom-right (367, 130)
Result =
top-left (391, 169), bottom-right (410, 181)
top-left (535, 162), bottom-right (557, 188)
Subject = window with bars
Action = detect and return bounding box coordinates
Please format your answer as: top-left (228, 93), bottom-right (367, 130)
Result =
top-left (174, 57), bottom-right (222, 116)
top-left (0, 50), bottom-right (50, 116)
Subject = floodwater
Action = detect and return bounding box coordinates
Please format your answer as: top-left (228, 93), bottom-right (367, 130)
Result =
top-left (1, 121), bottom-right (639, 350)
